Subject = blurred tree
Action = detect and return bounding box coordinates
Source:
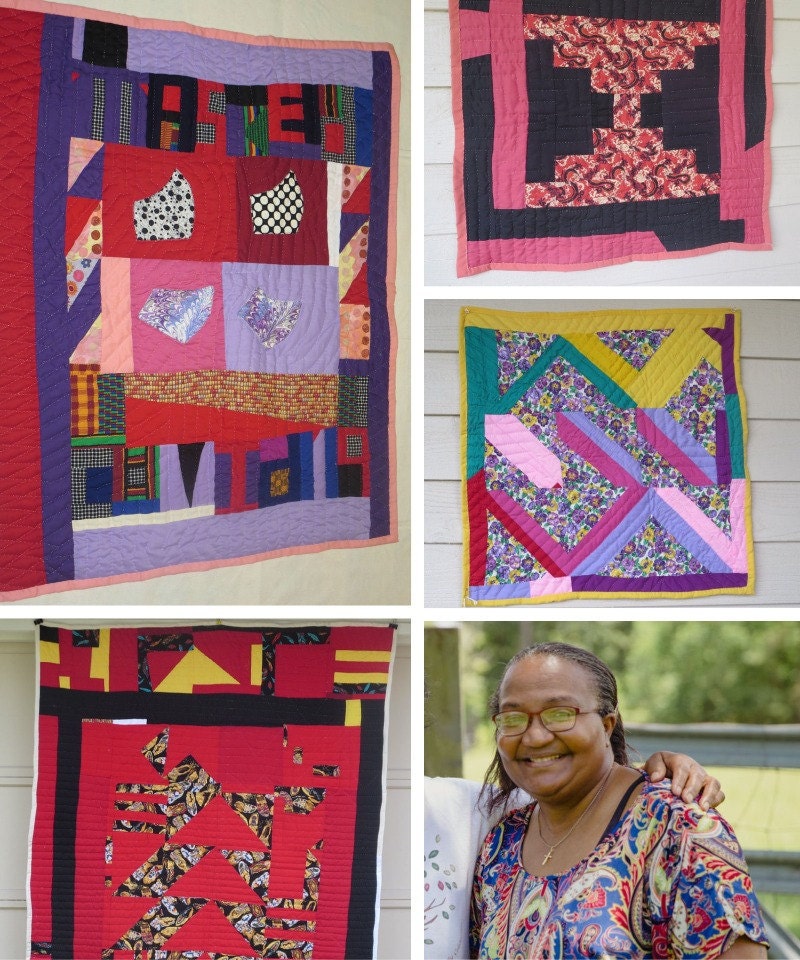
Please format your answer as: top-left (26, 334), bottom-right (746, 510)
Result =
top-left (451, 621), bottom-right (800, 759)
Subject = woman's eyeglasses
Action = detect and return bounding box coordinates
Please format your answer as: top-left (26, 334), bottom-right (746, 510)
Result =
top-left (492, 706), bottom-right (600, 736)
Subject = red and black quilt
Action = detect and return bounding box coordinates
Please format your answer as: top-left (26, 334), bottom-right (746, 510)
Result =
top-left (29, 623), bottom-right (395, 959)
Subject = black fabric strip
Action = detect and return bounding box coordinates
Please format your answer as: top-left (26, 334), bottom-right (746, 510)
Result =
top-left (522, 0), bottom-right (720, 19)
top-left (39, 687), bottom-right (347, 727)
top-left (51, 719), bottom-right (82, 959)
top-left (744, 0), bottom-right (767, 150)
top-left (344, 699), bottom-right (386, 958)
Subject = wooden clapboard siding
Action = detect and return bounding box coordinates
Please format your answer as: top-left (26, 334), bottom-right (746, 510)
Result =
top-left (0, 625), bottom-right (411, 960)
top-left (425, 1), bottom-right (800, 284)
top-left (424, 299), bottom-right (800, 606)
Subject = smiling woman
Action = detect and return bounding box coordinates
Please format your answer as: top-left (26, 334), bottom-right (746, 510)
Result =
top-left (471, 643), bottom-right (769, 959)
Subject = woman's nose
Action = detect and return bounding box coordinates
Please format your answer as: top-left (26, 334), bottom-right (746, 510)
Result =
top-left (519, 715), bottom-right (555, 746)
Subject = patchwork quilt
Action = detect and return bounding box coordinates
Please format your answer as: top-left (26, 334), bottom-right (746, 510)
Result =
top-left (29, 622), bottom-right (396, 959)
top-left (0, 2), bottom-right (398, 599)
top-left (449, 0), bottom-right (772, 274)
top-left (462, 307), bottom-right (754, 604)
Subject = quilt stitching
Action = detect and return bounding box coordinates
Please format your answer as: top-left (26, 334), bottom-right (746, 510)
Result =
top-left (462, 307), bottom-right (754, 604)
top-left (449, 0), bottom-right (771, 274)
top-left (0, 6), bottom-right (398, 598)
top-left (30, 623), bottom-right (395, 960)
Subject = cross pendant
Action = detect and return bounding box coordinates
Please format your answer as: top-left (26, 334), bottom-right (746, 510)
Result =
top-left (542, 848), bottom-right (554, 866)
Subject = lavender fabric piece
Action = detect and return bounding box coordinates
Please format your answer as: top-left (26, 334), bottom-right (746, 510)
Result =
top-left (159, 443), bottom-right (215, 511)
top-left (127, 29), bottom-right (374, 88)
top-left (222, 263), bottom-right (338, 374)
top-left (138, 286), bottom-right (214, 343)
top-left (74, 498), bottom-right (372, 577)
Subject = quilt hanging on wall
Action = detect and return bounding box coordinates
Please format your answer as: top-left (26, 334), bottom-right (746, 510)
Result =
top-left (0, 2), bottom-right (398, 599)
top-left (29, 622), bottom-right (396, 959)
top-left (449, 0), bottom-right (772, 275)
top-left (462, 307), bottom-right (754, 604)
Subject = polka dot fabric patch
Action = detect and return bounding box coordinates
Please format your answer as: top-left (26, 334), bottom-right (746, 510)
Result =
top-left (250, 170), bottom-right (304, 235)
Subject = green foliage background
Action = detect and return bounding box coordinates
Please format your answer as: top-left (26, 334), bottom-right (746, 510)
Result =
top-left (425, 621), bottom-right (800, 937)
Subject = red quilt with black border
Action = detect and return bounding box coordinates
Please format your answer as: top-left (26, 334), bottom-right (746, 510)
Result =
top-left (29, 623), bottom-right (395, 959)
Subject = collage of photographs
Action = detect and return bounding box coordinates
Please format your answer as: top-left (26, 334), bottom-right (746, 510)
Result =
top-left (0, 0), bottom-right (796, 958)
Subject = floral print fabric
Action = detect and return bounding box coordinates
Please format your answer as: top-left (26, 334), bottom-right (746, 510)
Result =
top-left (470, 781), bottom-right (767, 959)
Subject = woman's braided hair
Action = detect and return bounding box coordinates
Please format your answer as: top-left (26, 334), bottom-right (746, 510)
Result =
top-left (480, 642), bottom-right (629, 815)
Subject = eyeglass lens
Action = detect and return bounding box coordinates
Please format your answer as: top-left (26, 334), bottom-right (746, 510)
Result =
top-left (495, 706), bottom-right (578, 734)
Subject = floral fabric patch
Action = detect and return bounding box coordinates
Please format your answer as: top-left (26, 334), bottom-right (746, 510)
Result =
top-left (462, 307), bottom-right (753, 604)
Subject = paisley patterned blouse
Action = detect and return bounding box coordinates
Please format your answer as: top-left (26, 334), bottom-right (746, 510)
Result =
top-left (470, 781), bottom-right (768, 959)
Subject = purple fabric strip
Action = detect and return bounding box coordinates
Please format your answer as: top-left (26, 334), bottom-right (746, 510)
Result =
top-left (270, 142), bottom-right (322, 160)
top-left (127, 29), bottom-right (375, 88)
top-left (572, 573), bottom-right (749, 592)
top-left (35, 15), bottom-right (81, 582)
top-left (558, 411), bottom-right (642, 484)
top-left (715, 408), bottom-right (732, 485)
top-left (571, 490), bottom-right (655, 576)
top-left (71, 17), bottom-right (84, 59)
top-left (366, 51), bottom-right (391, 538)
top-left (469, 582), bottom-right (532, 601)
top-left (651, 496), bottom-right (732, 573)
top-left (73, 498), bottom-right (371, 578)
top-left (226, 104), bottom-right (244, 156)
top-left (640, 407), bottom-right (718, 484)
top-left (704, 314), bottom-right (737, 395)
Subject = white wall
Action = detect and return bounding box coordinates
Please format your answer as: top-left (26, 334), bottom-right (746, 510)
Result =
top-left (425, 299), bottom-right (800, 606)
top-left (0, 621), bottom-right (411, 960)
top-left (425, 0), bottom-right (800, 285)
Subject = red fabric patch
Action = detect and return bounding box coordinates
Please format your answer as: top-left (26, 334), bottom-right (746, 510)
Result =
top-left (0, 9), bottom-right (45, 591)
top-left (102, 143), bottom-right (238, 262)
top-left (324, 121), bottom-right (345, 155)
top-left (124, 396), bottom-right (324, 447)
top-left (161, 84), bottom-right (182, 111)
top-left (342, 169), bottom-right (370, 214)
top-left (235, 155), bottom-right (330, 265)
top-left (268, 83), bottom-right (305, 144)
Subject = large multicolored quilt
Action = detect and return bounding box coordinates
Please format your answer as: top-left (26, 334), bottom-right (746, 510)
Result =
top-left (0, 2), bottom-right (398, 599)
top-left (449, 0), bottom-right (772, 274)
top-left (29, 622), bottom-right (396, 959)
top-left (462, 307), bottom-right (754, 604)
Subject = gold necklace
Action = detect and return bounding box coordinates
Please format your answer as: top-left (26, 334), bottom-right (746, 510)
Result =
top-left (536, 764), bottom-right (615, 866)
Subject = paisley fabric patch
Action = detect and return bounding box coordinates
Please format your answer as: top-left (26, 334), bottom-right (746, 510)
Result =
top-left (138, 285), bottom-right (214, 343)
top-left (133, 169), bottom-right (195, 240)
top-left (238, 288), bottom-right (302, 349)
top-left (250, 170), bottom-right (304, 234)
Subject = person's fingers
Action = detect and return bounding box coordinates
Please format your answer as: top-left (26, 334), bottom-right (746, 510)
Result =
top-left (696, 778), bottom-right (725, 810)
top-left (643, 751), bottom-right (667, 782)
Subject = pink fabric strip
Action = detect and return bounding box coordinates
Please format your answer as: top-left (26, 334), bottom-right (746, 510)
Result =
top-left (556, 412), bottom-right (639, 488)
top-left (485, 414), bottom-right (561, 488)
top-left (655, 479), bottom-right (747, 572)
top-left (635, 409), bottom-right (713, 488)
top-left (489, 0), bottom-right (527, 209)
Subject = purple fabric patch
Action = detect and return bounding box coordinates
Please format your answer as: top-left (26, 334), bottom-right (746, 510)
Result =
top-left (260, 436), bottom-right (289, 460)
top-left (127, 29), bottom-right (375, 88)
top-left (74, 498), bottom-right (372, 577)
top-left (222, 263), bottom-right (338, 374)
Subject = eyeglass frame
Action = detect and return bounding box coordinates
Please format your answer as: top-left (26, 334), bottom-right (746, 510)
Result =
top-left (492, 705), bottom-right (606, 736)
